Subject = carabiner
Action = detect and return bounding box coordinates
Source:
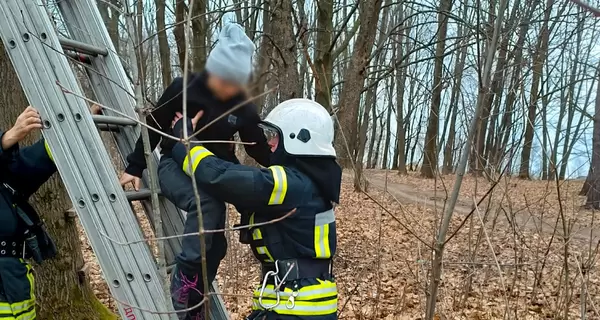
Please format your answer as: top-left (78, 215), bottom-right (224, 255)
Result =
top-left (285, 290), bottom-right (299, 309)
top-left (258, 270), bottom-right (280, 309)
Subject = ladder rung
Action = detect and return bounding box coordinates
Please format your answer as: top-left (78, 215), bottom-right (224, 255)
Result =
top-left (96, 124), bottom-right (121, 131)
top-left (125, 188), bottom-right (162, 201)
top-left (92, 115), bottom-right (137, 126)
top-left (64, 51), bottom-right (92, 64)
top-left (58, 37), bottom-right (108, 56)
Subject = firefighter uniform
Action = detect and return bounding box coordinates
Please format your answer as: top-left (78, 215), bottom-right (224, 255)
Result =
top-left (0, 132), bottom-right (57, 320)
top-left (169, 98), bottom-right (341, 319)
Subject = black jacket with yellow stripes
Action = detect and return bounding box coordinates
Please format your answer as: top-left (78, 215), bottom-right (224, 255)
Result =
top-left (171, 141), bottom-right (339, 317)
top-left (0, 131), bottom-right (56, 237)
top-left (0, 131), bottom-right (57, 319)
top-left (171, 142), bottom-right (337, 262)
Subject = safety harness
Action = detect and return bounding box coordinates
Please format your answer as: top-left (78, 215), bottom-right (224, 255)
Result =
top-left (0, 182), bottom-right (56, 264)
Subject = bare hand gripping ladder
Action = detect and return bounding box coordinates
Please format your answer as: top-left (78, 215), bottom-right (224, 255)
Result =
top-left (0, 0), bottom-right (229, 319)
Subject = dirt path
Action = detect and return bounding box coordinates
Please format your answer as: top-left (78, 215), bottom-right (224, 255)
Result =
top-left (344, 172), bottom-right (600, 243)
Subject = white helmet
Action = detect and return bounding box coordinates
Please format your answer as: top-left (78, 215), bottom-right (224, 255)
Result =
top-left (262, 98), bottom-right (336, 157)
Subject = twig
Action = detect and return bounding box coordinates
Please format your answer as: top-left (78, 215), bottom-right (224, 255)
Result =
top-left (473, 197), bottom-right (510, 315)
top-left (98, 209), bottom-right (296, 246)
top-left (56, 81), bottom-right (255, 146)
top-left (123, 0), bottom-right (170, 308)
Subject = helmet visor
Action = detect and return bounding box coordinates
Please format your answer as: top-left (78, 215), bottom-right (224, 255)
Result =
top-left (258, 123), bottom-right (279, 142)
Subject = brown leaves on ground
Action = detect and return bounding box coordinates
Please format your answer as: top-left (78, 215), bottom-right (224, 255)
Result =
top-left (80, 169), bottom-right (600, 319)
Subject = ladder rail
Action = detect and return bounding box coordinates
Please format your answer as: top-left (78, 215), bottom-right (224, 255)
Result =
top-left (0, 1), bottom-right (172, 318)
top-left (55, 0), bottom-right (186, 266)
top-left (55, 0), bottom-right (231, 318)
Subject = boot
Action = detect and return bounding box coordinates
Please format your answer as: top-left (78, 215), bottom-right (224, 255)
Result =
top-left (170, 264), bottom-right (205, 320)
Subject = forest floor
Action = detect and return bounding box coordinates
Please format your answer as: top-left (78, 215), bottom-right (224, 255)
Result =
top-left (81, 169), bottom-right (600, 320)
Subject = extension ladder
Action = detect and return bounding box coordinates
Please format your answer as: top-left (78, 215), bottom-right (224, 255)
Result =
top-left (0, 0), bottom-right (230, 319)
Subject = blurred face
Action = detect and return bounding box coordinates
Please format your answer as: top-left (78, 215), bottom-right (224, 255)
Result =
top-left (268, 135), bottom-right (279, 152)
top-left (260, 124), bottom-right (279, 152)
top-left (207, 74), bottom-right (243, 101)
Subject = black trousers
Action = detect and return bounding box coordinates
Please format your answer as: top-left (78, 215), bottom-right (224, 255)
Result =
top-left (246, 311), bottom-right (338, 320)
top-left (0, 258), bottom-right (36, 319)
top-left (158, 157), bottom-right (227, 319)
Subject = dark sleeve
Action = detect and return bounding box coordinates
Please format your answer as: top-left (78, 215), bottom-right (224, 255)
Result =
top-left (171, 142), bottom-right (292, 209)
top-left (0, 130), bottom-right (18, 164)
top-left (238, 104), bottom-right (271, 167)
top-left (4, 135), bottom-right (57, 198)
top-left (125, 77), bottom-right (185, 177)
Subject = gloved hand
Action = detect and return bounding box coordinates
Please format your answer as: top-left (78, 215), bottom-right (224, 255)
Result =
top-left (171, 111), bottom-right (203, 139)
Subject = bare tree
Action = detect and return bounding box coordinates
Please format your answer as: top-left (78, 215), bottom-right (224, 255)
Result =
top-left (155, 0), bottom-right (172, 87)
top-left (334, 0), bottom-right (383, 187)
top-left (421, 0), bottom-right (453, 178)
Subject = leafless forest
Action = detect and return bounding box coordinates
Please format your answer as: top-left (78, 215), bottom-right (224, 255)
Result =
top-left (40, 0), bottom-right (600, 318)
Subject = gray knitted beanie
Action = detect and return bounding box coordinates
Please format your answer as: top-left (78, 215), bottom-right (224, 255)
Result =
top-left (205, 23), bottom-right (255, 85)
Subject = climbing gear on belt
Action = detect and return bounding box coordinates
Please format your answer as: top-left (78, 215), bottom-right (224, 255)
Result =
top-left (285, 282), bottom-right (299, 309)
top-left (1, 182), bottom-right (56, 264)
top-left (258, 261), bottom-right (281, 309)
top-left (0, 238), bottom-right (25, 258)
top-left (261, 258), bottom-right (333, 282)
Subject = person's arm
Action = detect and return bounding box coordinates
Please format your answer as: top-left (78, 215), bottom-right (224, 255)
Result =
top-left (171, 139), bottom-right (293, 209)
top-left (238, 104), bottom-right (271, 167)
top-left (124, 77), bottom-right (185, 177)
top-left (2, 133), bottom-right (56, 198)
top-left (0, 130), bottom-right (19, 163)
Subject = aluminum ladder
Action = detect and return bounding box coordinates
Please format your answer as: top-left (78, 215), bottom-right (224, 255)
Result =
top-left (0, 0), bottom-right (230, 319)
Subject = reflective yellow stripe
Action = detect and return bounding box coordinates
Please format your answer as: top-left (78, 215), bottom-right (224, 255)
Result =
top-left (252, 228), bottom-right (262, 240)
top-left (182, 146), bottom-right (213, 176)
top-left (267, 166), bottom-right (287, 205)
top-left (252, 280), bottom-right (337, 315)
top-left (25, 264), bottom-right (34, 303)
top-left (249, 213), bottom-right (275, 262)
top-left (249, 213), bottom-right (256, 230)
top-left (0, 303), bottom-right (14, 315)
top-left (15, 308), bottom-right (36, 320)
top-left (256, 246), bottom-right (274, 262)
top-left (314, 209), bottom-right (335, 259)
top-left (43, 140), bottom-right (53, 162)
top-left (0, 300), bottom-right (35, 318)
top-left (0, 265), bottom-right (36, 318)
top-left (252, 299), bottom-right (337, 316)
top-left (256, 281), bottom-right (337, 300)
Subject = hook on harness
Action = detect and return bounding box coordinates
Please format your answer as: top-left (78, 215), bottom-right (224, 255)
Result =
top-left (285, 283), bottom-right (299, 309)
top-left (258, 262), bottom-right (281, 309)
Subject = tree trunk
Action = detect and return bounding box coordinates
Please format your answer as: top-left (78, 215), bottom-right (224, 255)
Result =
top-left (519, 0), bottom-right (553, 179)
top-left (314, 0), bottom-right (334, 110)
top-left (334, 0), bottom-right (383, 172)
top-left (420, 0), bottom-right (453, 178)
top-left (250, 1), bottom-right (273, 113)
top-left (155, 0), bottom-right (172, 88)
top-left (542, 84), bottom-right (550, 180)
top-left (491, 0), bottom-right (537, 167)
top-left (135, 0), bottom-right (146, 92)
top-left (191, 0), bottom-right (208, 70)
top-left (442, 8), bottom-right (468, 174)
top-left (0, 41), bottom-right (116, 320)
top-left (173, 0), bottom-right (189, 73)
top-left (392, 10), bottom-right (408, 174)
top-left (365, 88), bottom-right (378, 169)
top-left (271, 0), bottom-right (301, 101)
top-left (585, 60), bottom-right (600, 209)
top-left (372, 115), bottom-right (385, 168)
top-left (470, 0), bottom-right (519, 175)
top-left (559, 15), bottom-right (586, 179)
top-left (382, 99), bottom-right (393, 169)
top-left (97, 0), bottom-right (120, 52)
